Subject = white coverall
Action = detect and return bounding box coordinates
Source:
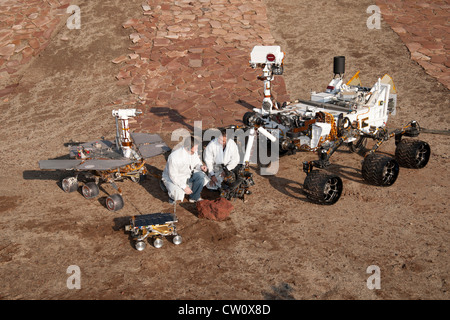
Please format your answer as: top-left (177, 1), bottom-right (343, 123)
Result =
top-left (203, 137), bottom-right (240, 190)
top-left (162, 147), bottom-right (209, 201)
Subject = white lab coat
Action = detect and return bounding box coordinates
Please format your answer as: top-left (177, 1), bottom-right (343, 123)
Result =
top-left (162, 147), bottom-right (208, 201)
top-left (204, 137), bottom-right (240, 190)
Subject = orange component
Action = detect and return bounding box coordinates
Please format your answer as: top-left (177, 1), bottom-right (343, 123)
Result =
top-left (122, 141), bottom-right (132, 147)
top-left (293, 119), bottom-right (316, 133)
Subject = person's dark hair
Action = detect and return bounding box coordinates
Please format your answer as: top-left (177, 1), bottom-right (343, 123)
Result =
top-left (183, 135), bottom-right (201, 150)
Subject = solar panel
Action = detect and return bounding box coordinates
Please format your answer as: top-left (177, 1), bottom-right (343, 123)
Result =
top-left (69, 140), bottom-right (123, 159)
top-left (133, 213), bottom-right (177, 227)
top-left (76, 159), bottom-right (133, 170)
top-left (131, 133), bottom-right (163, 145)
top-left (39, 159), bottom-right (83, 170)
top-left (131, 133), bottom-right (171, 159)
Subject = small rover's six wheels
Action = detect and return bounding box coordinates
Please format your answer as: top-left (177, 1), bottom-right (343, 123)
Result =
top-left (172, 235), bottom-right (182, 245)
top-left (135, 241), bottom-right (146, 251)
top-left (153, 237), bottom-right (164, 249)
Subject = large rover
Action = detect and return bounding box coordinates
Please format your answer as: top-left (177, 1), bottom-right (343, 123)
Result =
top-left (242, 46), bottom-right (431, 205)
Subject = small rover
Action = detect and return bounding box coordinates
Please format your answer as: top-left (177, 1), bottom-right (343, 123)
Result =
top-left (124, 213), bottom-right (181, 250)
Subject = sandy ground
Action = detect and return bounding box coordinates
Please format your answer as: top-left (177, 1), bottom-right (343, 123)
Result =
top-left (0, 0), bottom-right (449, 300)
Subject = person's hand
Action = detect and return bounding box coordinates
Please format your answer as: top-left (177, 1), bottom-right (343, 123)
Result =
top-left (210, 175), bottom-right (218, 186)
top-left (184, 186), bottom-right (193, 195)
top-left (220, 170), bottom-right (226, 177)
top-left (201, 165), bottom-right (208, 172)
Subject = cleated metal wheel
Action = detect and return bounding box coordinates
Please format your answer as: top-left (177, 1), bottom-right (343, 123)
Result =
top-left (303, 171), bottom-right (343, 205)
top-left (61, 177), bottom-right (78, 193)
top-left (362, 153), bottom-right (399, 186)
top-left (81, 182), bottom-right (99, 199)
top-left (395, 139), bottom-right (430, 169)
top-left (105, 194), bottom-right (124, 212)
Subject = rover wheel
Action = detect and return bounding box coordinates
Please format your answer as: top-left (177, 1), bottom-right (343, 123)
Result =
top-left (61, 177), bottom-right (78, 193)
top-left (243, 111), bottom-right (256, 126)
top-left (303, 171), bottom-right (343, 205)
top-left (172, 235), bottom-right (182, 245)
top-left (135, 240), bottom-right (146, 251)
top-left (81, 182), bottom-right (99, 199)
top-left (362, 153), bottom-right (399, 186)
top-left (106, 194), bottom-right (124, 212)
top-left (395, 139), bottom-right (430, 169)
top-left (153, 237), bottom-right (164, 249)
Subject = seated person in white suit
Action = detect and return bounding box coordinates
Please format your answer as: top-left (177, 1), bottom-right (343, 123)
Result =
top-left (162, 136), bottom-right (208, 204)
top-left (204, 128), bottom-right (240, 190)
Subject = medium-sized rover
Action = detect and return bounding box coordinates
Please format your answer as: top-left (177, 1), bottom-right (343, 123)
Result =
top-left (39, 109), bottom-right (170, 211)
